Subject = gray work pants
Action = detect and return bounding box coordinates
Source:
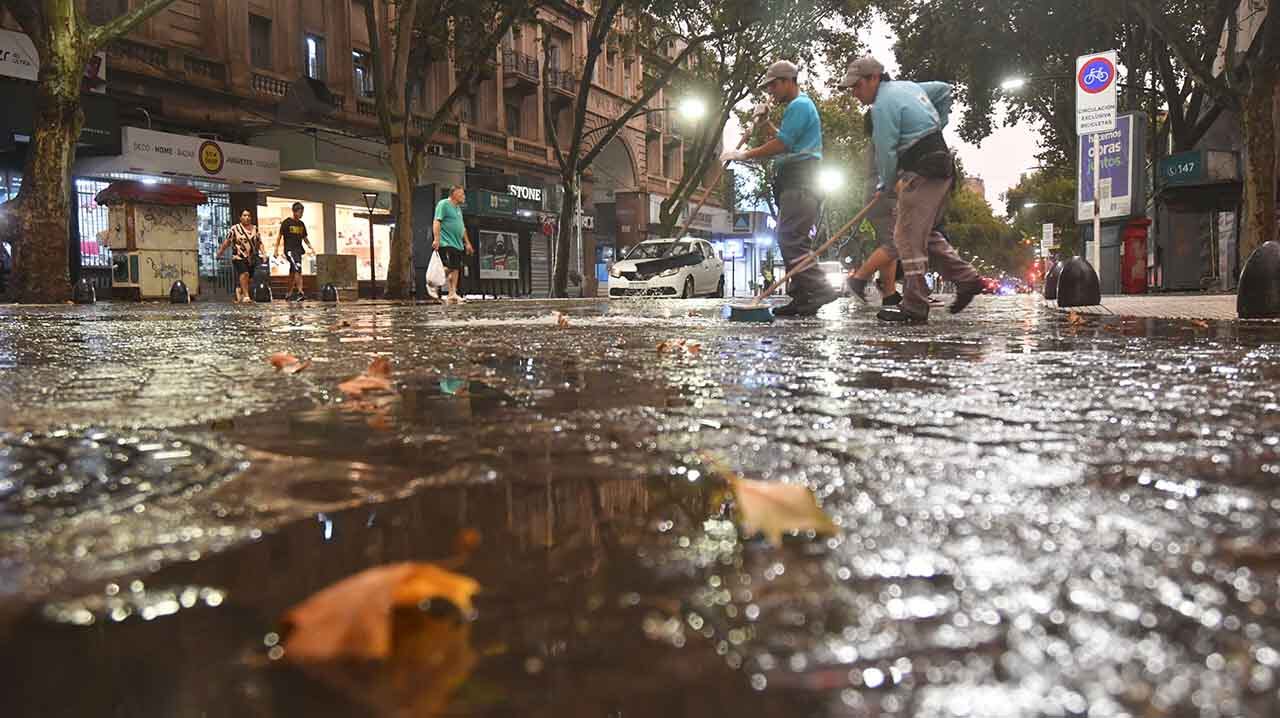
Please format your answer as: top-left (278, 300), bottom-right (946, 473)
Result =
top-left (776, 186), bottom-right (822, 294)
top-left (893, 172), bottom-right (980, 318)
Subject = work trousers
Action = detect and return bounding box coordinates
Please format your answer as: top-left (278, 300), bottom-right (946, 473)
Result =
top-left (893, 172), bottom-right (980, 318)
top-left (776, 186), bottom-right (823, 294)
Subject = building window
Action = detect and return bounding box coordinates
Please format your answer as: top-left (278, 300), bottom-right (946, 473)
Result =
top-left (304, 34), bottom-right (326, 81)
top-left (85, 0), bottom-right (127, 25)
top-left (249, 15), bottom-right (272, 70)
top-left (352, 50), bottom-right (374, 97)
top-left (505, 102), bottom-right (521, 137)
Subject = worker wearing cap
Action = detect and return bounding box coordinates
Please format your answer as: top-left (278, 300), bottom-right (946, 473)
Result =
top-left (721, 60), bottom-right (835, 317)
top-left (839, 56), bottom-right (983, 323)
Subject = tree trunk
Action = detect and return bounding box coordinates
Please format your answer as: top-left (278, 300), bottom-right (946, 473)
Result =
top-left (12, 78), bottom-right (83, 303)
top-left (551, 176), bottom-right (577, 298)
top-left (1239, 63), bottom-right (1278, 263)
top-left (384, 139), bottom-right (414, 299)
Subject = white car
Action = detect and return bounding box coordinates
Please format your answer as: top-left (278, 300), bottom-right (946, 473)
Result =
top-left (608, 238), bottom-right (725, 299)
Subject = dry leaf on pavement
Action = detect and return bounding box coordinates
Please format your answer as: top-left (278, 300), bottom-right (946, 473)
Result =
top-left (338, 374), bottom-right (394, 396)
top-left (367, 356), bottom-right (393, 378)
top-left (730, 476), bottom-right (838, 546)
top-left (552, 311), bottom-right (570, 328)
top-left (269, 353), bottom-right (312, 374)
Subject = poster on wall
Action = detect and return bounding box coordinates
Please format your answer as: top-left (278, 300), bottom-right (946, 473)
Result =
top-left (479, 230), bottom-right (520, 280)
top-left (336, 204), bottom-right (391, 281)
top-left (261, 199), bottom-right (322, 276)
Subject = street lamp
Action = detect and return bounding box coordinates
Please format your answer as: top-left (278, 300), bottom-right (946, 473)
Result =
top-left (816, 167), bottom-right (845, 194)
top-left (361, 191), bottom-right (379, 299)
top-left (676, 96), bottom-right (707, 122)
top-left (1022, 201), bottom-right (1074, 210)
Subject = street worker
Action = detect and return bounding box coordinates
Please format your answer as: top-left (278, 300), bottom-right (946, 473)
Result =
top-left (846, 112), bottom-right (901, 307)
top-left (433, 185), bottom-right (475, 304)
top-left (217, 209), bottom-right (263, 304)
top-left (839, 56), bottom-right (983, 323)
top-left (275, 202), bottom-right (314, 302)
top-left (720, 60), bottom-right (835, 317)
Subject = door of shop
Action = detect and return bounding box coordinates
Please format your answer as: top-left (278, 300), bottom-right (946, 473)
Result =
top-left (530, 234), bottom-right (551, 297)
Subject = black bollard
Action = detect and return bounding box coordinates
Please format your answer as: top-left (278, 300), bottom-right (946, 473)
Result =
top-left (321, 283), bottom-right (339, 302)
top-left (1237, 240), bottom-right (1280, 319)
top-left (169, 280), bottom-right (190, 304)
top-left (1043, 262), bottom-right (1062, 301)
top-left (1056, 256), bottom-right (1101, 308)
top-left (252, 277), bottom-right (273, 303)
top-left (72, 278), bottom-right (96, 304)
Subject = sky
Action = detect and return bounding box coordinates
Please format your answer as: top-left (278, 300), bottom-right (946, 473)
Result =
top-left (725, 16), bottom-right (1045, 214)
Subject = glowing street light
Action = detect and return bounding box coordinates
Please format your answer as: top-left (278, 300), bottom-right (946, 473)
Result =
top-left (816, 167), bottom-right (845, 194)
top-left (676, 96), bottom-right (708, 121)
top-left (1000, 77), bottom-right (1028, 91)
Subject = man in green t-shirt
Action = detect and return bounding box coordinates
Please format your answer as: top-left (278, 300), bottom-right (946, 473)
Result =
top-left (433, 185), bottom-right (474, 304)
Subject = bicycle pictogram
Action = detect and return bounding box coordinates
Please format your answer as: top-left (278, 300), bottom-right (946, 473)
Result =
top-left (1077, 56), bottom-right (1116, 94)
top-left (1083, 66), bottom-right (1109, 85)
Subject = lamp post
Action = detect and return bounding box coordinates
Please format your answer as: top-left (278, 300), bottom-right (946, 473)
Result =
top-left (361, 191), bottom-right (379, 299)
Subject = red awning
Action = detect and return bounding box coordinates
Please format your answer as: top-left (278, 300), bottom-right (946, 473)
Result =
top-left (94, 181), bottom-right (208, 207)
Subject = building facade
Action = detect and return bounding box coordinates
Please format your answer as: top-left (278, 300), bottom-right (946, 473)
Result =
top-left (0, 0), bottom-right (727, 297)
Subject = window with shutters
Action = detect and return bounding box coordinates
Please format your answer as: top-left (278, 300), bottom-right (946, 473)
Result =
top-left (304, 34), bottom-right (326, 81)
top-left (249, 15), bottom-right (272, 70)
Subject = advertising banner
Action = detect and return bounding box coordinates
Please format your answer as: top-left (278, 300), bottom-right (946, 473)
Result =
top-left (479, 230), bottom-right (519, 279)
top-left (1077, 113), bottom-right (1146, 224)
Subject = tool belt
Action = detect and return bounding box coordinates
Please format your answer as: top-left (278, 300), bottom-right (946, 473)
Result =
top-left (899, 131), bottom-right (955, 179)
top-left (771, 158), bottom-right (819, 203)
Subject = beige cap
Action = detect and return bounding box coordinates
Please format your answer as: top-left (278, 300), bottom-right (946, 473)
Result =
top-left (837, 55), bottom-right (885, 88)
top-left (760, 60), bottom-right (799, 88)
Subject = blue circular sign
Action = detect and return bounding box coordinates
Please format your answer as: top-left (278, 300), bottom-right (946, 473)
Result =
top-left (1077, 56), bottom-right (1115, 94)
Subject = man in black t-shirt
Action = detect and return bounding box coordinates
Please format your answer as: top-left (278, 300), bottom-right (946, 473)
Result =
top-left (275, 202), bottom-right (314, 301)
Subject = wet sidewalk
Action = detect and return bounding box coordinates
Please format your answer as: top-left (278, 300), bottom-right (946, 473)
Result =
top-left (1044, 292), bottom-right (1250, 320)
top-left (2, 296), bottom-right (1280, 717)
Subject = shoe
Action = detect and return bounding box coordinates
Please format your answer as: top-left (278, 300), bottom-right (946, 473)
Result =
top-left (846, 276), bottom-right (869, 303)
top-left (293, 293), bottom-right (306, 302)
top-left (881, 292), bottom-right (902, 307)
top-left (425, 284), bottom-right (440, 300)
top-left (773, 284), bottom-right (837, 317)
top-left (877, 307), bottom-right (927, 323)
top-left (950, 281), bottom-right (983, 314)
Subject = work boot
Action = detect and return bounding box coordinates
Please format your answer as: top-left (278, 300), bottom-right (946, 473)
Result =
top-left (846, 276), bottom-right (869, 303)
top-left (950, 280), bottom-right (983, 314)
top-left (774, 282), bottom-right (838, 317)
top-left (881, 291), bottom-right (902, 306)
top-left (877, 306), bottom-right (927, 323)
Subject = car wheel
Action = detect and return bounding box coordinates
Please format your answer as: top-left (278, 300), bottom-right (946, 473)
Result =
top-left (714, 276), bottom-right (724, 298)
top-left (681, 276), bottom-right (695, 299)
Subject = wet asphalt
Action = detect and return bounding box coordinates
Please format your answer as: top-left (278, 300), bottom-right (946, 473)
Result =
top-left (2, 295), bottom-right (1280, 717)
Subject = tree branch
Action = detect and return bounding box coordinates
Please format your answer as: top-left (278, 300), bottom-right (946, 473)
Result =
top-left (85, 0), bottom-right (180, 50)
top-left (1124, 0), bottom-right (1242, 108)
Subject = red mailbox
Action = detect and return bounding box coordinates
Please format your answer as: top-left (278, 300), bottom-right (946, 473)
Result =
top-left (1121, 218), bottom-right (1151, 294)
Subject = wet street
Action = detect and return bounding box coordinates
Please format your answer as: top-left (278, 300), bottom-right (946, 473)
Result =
top-left (2, 295), bottom-right (1280, 717)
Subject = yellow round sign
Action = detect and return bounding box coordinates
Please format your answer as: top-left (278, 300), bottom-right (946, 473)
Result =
top-left (198, 140), bottom-right (224, 175)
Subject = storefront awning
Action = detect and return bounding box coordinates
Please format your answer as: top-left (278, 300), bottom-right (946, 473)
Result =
top-left (252, 129), bottom-right (395, 193)
top-left (75, 127), bottom-right (280, 191)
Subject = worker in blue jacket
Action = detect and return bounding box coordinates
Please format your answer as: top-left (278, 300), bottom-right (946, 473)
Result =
top-left (839, 56), bottom-right (983, 322)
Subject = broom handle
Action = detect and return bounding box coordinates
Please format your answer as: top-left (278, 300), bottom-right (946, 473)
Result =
top-left (676, 112), bottom-right (770, 239)
top-left (747, 194), bottom-right (880, 307)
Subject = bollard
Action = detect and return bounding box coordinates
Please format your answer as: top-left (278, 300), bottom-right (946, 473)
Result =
top-left (1056, 256), bottom-right (1101, 308)
top-left (1043, 262), bottom-right (1062, 301)
top-left (252, 277), bottom-right (273, 303)
top-left (169, 280), bottom-right (190, 304)
top-left (1237, 240), bottom-right (1280, 319)
top-left (72, 278), bottom-right (96, 304)
top-left (321, 283), bottom-right (339, 302)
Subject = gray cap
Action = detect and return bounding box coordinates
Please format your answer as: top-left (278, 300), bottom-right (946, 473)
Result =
top-left (837, 55), bottom-right (885, 88)
top-left (760, 60), bottom-right (799, 88)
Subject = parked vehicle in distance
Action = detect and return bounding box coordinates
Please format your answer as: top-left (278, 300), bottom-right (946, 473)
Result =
top-left (608, 238), bottom-right (725, 299)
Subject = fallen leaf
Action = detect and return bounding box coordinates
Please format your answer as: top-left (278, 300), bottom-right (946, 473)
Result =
top-left (282, 359), bottom-right (312, 375)
top-left (367, 356), bottom-right (393, 378)
top-left (686, 342), bottom-right (702, 354)
top-left (1067, 312), bottom-right (1088, 326)
top-left (552, 311), bottom-right (570, 328)
top-left (1190, 319), bottom-right (1210, 329)
top-left (338, 375), bottom-right (394, 396)
top-left (269, 352), bottom-right (299, 369)
top-left (730, 476), bottom-right (838, 546)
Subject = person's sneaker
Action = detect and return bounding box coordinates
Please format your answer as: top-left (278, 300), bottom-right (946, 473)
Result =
top-left (877, 307), bottom-right (927, 323)
top-left (773, 284), bottom-right (838, 317)
top-left (881, 291), bottom-right (902, 306)
top-left (846, 276), bottom-right (869, 303)
top-left (292, 293), bottom-right (306, 302)
top-left (425, 284), bottom-right (440, 300)
top-left (950, 281), bottom-right (983, 314)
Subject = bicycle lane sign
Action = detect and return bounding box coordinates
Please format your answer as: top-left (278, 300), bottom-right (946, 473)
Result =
top-left (1075, 51), bottom-right (1117, 135)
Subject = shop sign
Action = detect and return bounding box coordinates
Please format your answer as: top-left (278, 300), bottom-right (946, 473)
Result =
top-left (1159, 151), bottom-right (1206, 188)
top-left (465, 189), bottom-right (516, 217)
top-left (508, 184), bottom-right (542, 202)
top-left (479, 230), bottom-right (520, 279)
top-left (119, 127), bottom-right (280, 186)
top-left (0, 30), bottom-right (107, 92)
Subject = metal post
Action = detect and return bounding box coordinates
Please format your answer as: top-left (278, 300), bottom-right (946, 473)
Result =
top-left (368, 213), bottom-right (377, 298)
top-left (574, 172), bottom-right (585, 298)
top-left (1092, 131), bottom-right (1102, 275)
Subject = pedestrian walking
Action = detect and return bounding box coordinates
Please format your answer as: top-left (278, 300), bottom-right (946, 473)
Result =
top-left (846, 114), bottom-right (901, 307)
top-left (839, 56), bottom-right (983, 323)
top-left (720, 60), bottom-right (834, 317)
top-left (216, 209), bottom-right (263, 304)
top-left (274, 202), bottom-right (314, 302)
top-left (433, 185), bottom-right (474, 304)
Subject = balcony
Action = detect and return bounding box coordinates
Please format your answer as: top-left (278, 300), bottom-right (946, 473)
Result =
top-left (455, 57), bottom-right (497, 83)
top-left (182, 55), bottom-right (226, 84)
top-left (645, 112), bottom-right (664, 138)
top-left (502, 49), bottom-right (539, 96)
top-left (547, 68), bottom-right (577, 104)
top-left (251, 72), bottom-right (289, 97)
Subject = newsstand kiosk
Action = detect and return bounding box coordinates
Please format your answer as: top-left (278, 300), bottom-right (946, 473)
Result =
top-left (95, 181), bottom-right (208, 300)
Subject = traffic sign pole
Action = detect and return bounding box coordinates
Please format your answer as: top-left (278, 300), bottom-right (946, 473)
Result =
top-left (1076, 50), bottom-right (1118, 288)
top-left (1093, 132), bottom-right (1101, 271)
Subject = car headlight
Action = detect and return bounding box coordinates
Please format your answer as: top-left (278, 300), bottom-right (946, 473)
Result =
top-left (609, 267), bottom-right (621, 278)
top-left (658, 268), bottom-right (680, 278)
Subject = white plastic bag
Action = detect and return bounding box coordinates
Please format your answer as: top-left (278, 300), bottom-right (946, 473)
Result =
top-left (426, 250), bottom-right (447, 287)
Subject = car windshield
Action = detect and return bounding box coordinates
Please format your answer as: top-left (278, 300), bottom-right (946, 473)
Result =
top-left (625, 241), bottom-right (696, 260)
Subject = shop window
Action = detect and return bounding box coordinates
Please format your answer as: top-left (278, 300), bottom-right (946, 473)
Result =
top-left (304, 34), bottom-right (327, 82)
top-left (353, 51), bottom-right (375, 97)
top-left (250, 15), bottom-right (272, 70)
top-left (336, 204), bottom-right (390, 281)
top-left (261, 198), bottom-right (323, 277)
top-left (86, 0), bottom-right (128, 25)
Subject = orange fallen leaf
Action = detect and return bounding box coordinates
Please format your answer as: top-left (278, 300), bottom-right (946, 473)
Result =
top-left (282, 359), bottom-right (312, 375)
top-left (269, 352), bottom-right (300, 369)
top-left (338, 375), bottom-right (394, 396)
top-left (367, 357), bottom-right (393, 379)
top-left (730, 476), bottom-right (838, 546)
top-left (1190, 319), bottom-right (1210, 329)
top-left (283, 562), bottom-right (479, 663)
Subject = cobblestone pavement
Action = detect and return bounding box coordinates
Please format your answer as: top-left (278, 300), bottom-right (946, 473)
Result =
top-left (3, 295), bottom-right (1280, 717)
